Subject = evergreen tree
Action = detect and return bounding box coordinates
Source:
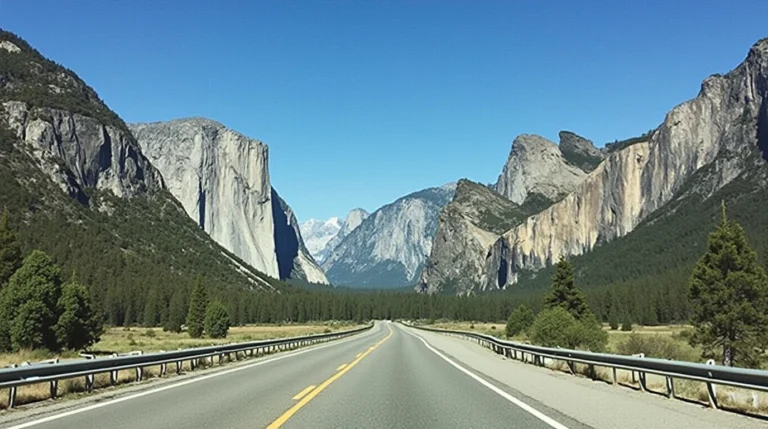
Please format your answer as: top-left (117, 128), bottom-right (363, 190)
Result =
top-left (164, 289), bottom-right (185, 333)
top-left (505, 304), bottom-right (535, 338)
top-left (204, 300), bottom-right (230, 339)
top-left (142, 287), bottom-right (161, 327)
top-left (543, 257), bottom-right (591, 320)
top-left (688, 202), bottom-right (768, 368)
top-left (0, 250), bottom-right (62, 350)
top-left (620, 314), bottom-right (632, 332)
top-left (0, 207), bottom-right (22, 285)
top-left (54, 280), bottom-right (104, 350)
top-left (186, 277), bottom-right (208, 338)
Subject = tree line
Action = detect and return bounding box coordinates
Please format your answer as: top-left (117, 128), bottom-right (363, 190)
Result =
top-left (1, 201), bottom-right (766, 368)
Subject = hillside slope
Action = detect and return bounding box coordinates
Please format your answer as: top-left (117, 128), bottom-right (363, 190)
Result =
top-left (0, 30), bottom-right (288, 325)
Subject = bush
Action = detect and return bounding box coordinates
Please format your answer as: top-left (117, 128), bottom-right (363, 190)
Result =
top-left (615, 333), bottom-right (697, 361)
top-left (528, 307), bottom-right (607, 352)
top-left (506, 304), bottom-right (535, 338)
top-left (490, 325), bottom-right (496, 330)
top-left (204, 300), bottom-right (230, 339)
top-left (469, 323), bottom-right (475, 329)
top-left (323, 328), bottom-right (331, 334)
top-left (127, 334), bottom-right (136, 346)
top-left (621, 321), bottom-right (632, 331)
top-left (144, 329), bottom-right (155, 338)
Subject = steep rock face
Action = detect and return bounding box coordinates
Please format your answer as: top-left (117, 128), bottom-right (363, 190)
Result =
top-left (272, 189), bottom-right (329, 284)
top-left (3, 101), bottom-right (162, 199)
top-left (418, 179), bottom-right (552, 293)
top-left (495, 134), bottom-right (587, 204)
top-left (130, 119), bottom-right (327, 284)
top-left (481, 39), bottom-right (768, 292)
top-left (324, 184), bottom-right (455, 288)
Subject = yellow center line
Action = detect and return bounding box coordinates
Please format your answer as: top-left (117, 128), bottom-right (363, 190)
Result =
top-left (267, 326), bottom-right (394, 429)
top-left (291, 385), bottom-right (316, 401)
top-left (355, 352), bottom-right (362, 358)
top-left (336, 363), bottom-right (347, 371)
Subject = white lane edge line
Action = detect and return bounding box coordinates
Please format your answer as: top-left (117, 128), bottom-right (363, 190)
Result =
top-left (4, 326), bottom-right (383, 429)
top-left (402, 327), bottom-right (570, 429)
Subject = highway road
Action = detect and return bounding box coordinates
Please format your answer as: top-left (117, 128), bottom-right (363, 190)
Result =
top-left (0, 321), bottom-right (762, 429)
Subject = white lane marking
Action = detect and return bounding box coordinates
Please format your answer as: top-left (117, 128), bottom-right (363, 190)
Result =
top-left (403, 326), bottom-right (570, 429)
top-left (4, 326), bottom-right (383, 429)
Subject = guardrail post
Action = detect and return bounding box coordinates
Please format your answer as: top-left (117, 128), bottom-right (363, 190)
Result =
top-left (567, 360), bottom-right (575, 375)
top-left (588, 364), bottom-right (596, 380)
top-left (110, 369), bottom-right (118, 385)
top-left (666, 376), bottom-right (674, 398)
top-left (705, 359), bottom-right (719, 409)
top-left (50, 378), bottom-right (58, 399)
top-left (611, 367), bottom-right (617, 385)
top-left (8, 363), bottom-right (16, 408)
top-left (136, 366), bottom-right (143, 381)
top-left (160, 363), bottom-right (167, 376)
top-left (176, 360), bottom-right (183, 374)
top-left (85, 373), bottom-right (95, 392)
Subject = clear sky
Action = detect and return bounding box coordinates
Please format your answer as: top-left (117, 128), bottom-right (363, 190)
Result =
top-left (2, 0), bottom-right (767, 222)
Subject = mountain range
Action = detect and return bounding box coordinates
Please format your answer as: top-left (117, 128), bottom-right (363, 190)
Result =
top-left (301, 184), bottom-right (456, 288)
top-left (3, 27), bottom-right (768, 309)
top-left (420, 37), bottom-right (768, 295)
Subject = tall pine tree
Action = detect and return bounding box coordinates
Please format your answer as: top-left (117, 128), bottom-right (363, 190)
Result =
top-left (543, 257), bottom-right (591, 320)
top-left (186, 277), bottom-right (208, 338)
top-left (0, 208), bottom-right (22, 285)
top-left (689, 202), bottom-right (768, 367)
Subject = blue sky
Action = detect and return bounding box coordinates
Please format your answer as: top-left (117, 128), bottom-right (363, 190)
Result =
top-left (2, 1), bottom-right (767, 222)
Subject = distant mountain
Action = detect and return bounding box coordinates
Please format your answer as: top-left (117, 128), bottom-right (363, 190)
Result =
top-left (300, 208), bottom-right (369, 264)
top-left (130, 118), bottom-right (328, 285)
top-left (421, 38), bottom-right (768, 295)
top-left (323, 183), bottom-right (456, 288)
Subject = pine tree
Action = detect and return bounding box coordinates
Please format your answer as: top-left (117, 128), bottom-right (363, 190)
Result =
top-left (204, 300), bottom-right (230, 339)
top-left (0, 208), bottom-right (22, 285)
top-left (0, 250), bottom-right (62, 351)
top-left (543, 257), bottom-right (591, 320)
top-left (186, 277), bottom-right (208, 338)
top-left (164, 289), bottom-right (185, 333)
top-left (688, 202), bottom-right (768, 368)
top-left (55, 280), bottom-right (104, 350)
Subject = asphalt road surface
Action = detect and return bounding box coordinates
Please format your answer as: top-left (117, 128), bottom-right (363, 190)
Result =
top-left (0, 321), bottom-right (761, 429)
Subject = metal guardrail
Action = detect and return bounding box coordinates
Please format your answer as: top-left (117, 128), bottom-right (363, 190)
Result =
top-left (406, 323), bottom-right (768, 410)
top-left (0, 324), bottom-right (372, 408)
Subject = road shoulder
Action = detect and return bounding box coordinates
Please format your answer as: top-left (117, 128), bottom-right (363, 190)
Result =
top-left (406, 326), bottom-right (764, 429)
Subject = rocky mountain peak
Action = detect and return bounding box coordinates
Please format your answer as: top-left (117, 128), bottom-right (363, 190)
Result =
top-left (495, 134), bottom-right (587, 205)
top-left (559, 130), bottom-right (605, 172)
top-left (130, 120), bottom-right (328, 285)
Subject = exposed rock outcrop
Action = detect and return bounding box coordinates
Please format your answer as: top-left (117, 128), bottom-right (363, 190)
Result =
top-left (130, 119), bottom-right (328, 284)
top-left (324, 183), bottom-right (455, 288)
top-left (3, 101), bottom-right (162, 200)
top-left (495, 134), bottom-right (587, 204)
top-left (559, 131), bottom-right (604, 172)
top-left (422, 38), bottom-right (768, 294)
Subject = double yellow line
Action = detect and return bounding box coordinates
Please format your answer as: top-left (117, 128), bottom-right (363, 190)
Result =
top-left (266, 326), bottom-right (393, 429)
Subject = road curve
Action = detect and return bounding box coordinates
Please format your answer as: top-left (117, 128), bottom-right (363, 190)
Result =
top-left (0, 321), bottom-right (761, 429)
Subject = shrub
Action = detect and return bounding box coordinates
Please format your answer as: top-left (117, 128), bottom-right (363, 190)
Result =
top-left (506, 304), bottom-right (535, 338)
top-left (323, 328), bottom-right (331, 334)
top-left (615, 333), bottom-right (697, 361)
top-left (528, 307), bottom-right (607, 352)
top-left (127, 334), bottom-right (136, 346)
top-left (144, 329), bottom-right (155, 338)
